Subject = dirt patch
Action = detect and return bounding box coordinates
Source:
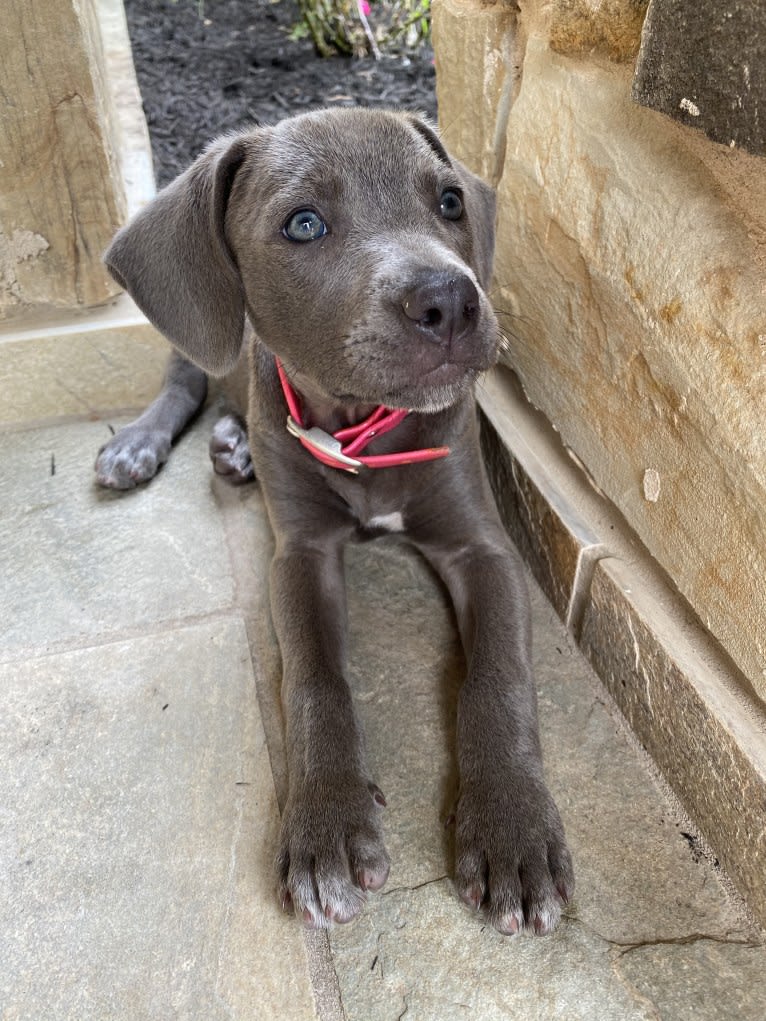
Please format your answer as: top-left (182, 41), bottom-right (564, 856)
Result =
top-left (124, 0), bottom-right (437, 185)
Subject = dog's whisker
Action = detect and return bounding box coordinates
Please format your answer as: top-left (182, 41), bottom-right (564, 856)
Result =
top-left (497, 333), bottom-right (513, 357)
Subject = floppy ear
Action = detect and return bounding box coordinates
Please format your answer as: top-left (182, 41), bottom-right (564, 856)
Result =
top-left (453, 159), bottom-right (496, 292)
top-left (104, 134), bottom-right (250, 376)
top-left (403, 115), bottom-right (496, 290)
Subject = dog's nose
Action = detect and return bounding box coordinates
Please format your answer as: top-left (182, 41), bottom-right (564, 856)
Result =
top-left (401, 272), bottom-right (479, 344)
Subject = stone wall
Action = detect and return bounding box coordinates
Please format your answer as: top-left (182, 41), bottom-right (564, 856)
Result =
top-left (0, 0), bottom-right (126, 320)
top-left (433, 0), bottom-right (766, 702)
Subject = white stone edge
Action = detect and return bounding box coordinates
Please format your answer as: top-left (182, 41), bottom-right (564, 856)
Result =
top-left (96, 0), bottom-right (156, 219)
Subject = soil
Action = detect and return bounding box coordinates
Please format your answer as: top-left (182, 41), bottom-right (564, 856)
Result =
top-left (123, 0), bottom-right (438, 186)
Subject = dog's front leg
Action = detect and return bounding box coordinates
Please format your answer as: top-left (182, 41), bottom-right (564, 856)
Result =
top-left (270, 540), bottom-right (390, 927)
top-left (95, 352), bottom-right (208, 489)
top-left (420, 534), bottom-right (574, 936)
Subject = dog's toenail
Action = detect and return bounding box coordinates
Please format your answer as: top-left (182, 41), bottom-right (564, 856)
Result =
top-left (497, 914), bottom-right (520, 936)
top-left (460, 885), bottom-right (483, 910)
top-left (370, 785), bottom-right (387, 807)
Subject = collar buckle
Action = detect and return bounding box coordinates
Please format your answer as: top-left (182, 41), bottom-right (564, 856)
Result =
top-left (286, 416), bottom-right (362, 473)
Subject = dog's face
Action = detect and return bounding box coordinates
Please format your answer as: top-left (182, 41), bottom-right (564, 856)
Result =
top-left (105, 109), bottom-right (499, 412)
top-left (228, 111), bottom-right (499, 411)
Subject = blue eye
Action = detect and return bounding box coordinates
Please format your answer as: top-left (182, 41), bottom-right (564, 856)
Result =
top-left (283, 209), bottom-right (327, 242)
top-left (439, 189), bottom-right (463, 221)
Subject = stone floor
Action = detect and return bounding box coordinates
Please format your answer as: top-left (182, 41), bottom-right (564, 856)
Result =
top-left (2, 375), bottom-right (765, 1020)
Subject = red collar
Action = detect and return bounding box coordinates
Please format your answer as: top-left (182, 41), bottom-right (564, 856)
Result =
top-left (275, 358), bottom-right (450, 474)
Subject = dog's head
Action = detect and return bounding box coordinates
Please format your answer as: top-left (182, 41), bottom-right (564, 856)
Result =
top-left (105, 108), bottom-right (499, 412)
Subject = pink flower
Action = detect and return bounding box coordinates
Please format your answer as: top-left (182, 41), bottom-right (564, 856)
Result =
top-left (359, 1), bottom-right (371, 15)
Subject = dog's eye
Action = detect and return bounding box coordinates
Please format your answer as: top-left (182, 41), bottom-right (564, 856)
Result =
top-left (439, 190), bottom-right (463, 221)
top-left (283, 209), bottom-right (327, 242)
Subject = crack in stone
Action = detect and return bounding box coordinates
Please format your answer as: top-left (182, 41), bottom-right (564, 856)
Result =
top-left (563, 913), bottom-right (765, 1019)
top-left (381, 874), bottom-right (449, 898)
top-left (569, 913), bottom-right (764, 956)
top-left (212, 784), bottom-right (246, 1020)
top-left (612, 931), bottom-right (764, 958)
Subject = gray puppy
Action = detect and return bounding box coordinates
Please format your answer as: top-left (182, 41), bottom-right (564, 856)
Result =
top-left (96, 108), bottom-right (573, 935)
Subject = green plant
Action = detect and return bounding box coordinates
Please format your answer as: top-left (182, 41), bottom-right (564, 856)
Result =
top-left (294, 0), bottom-right (431, 58)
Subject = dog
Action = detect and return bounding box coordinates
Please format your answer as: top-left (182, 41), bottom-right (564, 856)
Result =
top-left (95, 108), bottom-right (573, 935)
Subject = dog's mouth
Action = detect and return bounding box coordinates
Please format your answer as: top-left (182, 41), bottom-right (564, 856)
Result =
top-left (396, 360), bottom-right (479, 409)
top-left (333, 359), bottom-right (484, 412)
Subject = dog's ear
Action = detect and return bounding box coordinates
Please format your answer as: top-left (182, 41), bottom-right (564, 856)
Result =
top-left (104, 134), bottom-right (250, 376)
top-left (453, 160), bottom-right (496, 292)
top-left (404, 116), bottom-right (496, 290)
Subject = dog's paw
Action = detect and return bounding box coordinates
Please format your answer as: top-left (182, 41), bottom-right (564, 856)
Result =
top-left (454, 773), bottom-right (574, 936)
top-left (277, 776), bottom-right (390, 928)
top-left (95, 426), bottom-right (172, 489)
top-left (209, 414), bottom-right (255, 484)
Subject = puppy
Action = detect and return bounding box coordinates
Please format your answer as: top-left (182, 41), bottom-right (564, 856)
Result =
top-left (96, 109), bottom-right (573, 935)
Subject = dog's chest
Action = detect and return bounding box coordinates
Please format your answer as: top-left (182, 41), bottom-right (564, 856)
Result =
top-left (361, 511), bottom-right (405, 534)
top-left (329, 470), bottom-right (407, 536)
top-left (353, 497), bottom-right (406, 537)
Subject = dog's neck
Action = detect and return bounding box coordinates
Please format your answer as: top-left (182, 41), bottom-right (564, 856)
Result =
top-left (276, 361), bottom-right (381, 434)
top-left (275, 357), bottom-right (450, 473)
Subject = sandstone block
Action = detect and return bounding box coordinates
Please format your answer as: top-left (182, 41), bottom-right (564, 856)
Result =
top-left (0, 0), bottom-right (125, 319)
top-left (548, 0), bottom-right (648, 63)
top-left (491, 36), bottom-right (766, 697)
top-left (432, 0), bottom-right (520, 185)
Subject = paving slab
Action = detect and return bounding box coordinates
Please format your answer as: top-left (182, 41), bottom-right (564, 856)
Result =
top-left (0, 619), bottom-right (315, 1021)
top-left (0, 411), bottom-right (235, 658)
